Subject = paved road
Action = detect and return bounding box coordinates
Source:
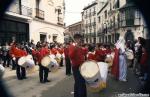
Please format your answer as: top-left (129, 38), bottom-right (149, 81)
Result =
top-left (2, 66), bottom-right (141, 97)
top-left (42, 69), bottom-right (141, 97)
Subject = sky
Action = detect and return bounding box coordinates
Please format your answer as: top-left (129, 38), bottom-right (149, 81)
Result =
top-left (64, 0), bottom-right (95, 26)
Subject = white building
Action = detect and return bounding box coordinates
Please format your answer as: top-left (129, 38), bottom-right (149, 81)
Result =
top-left (82, 0), bottom-right (106, 44)
top-left (0, 0), bottom-right (65, 44)
top-left (97, 0), bottom-right (148, 43)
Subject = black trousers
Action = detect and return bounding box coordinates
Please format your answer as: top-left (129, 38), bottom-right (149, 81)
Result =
top-left (59, 57), bottom-right (63, 67)
top-left (3, 55), bottom-right (11, 67)
top-left (16, 58), bottom-right (26, 79)
top-left (65, 57), bottom-right (71, 75)
top-left (11, 59), bottom-right (16, 70)
top-left (72, 66), bottom-right (87, 97)
top-left (39, 64), bottom-right (49, 82)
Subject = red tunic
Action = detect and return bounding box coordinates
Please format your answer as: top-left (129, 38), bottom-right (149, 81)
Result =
top-left (36, 47), bottom-right (49, 63)
top-left (51, 48), bottom-right (57, 55)
top-left (140, 50), bottom-right (148, 66)
top-left (64, 47), bottom-right (69, 58)
top-left (20, 49), bottom-right (27, 56)
top-left (105, 49), bottom-right (112, 55)
top-left (111, 48), bottom-right (119, 79)
top-left (10, 46), bottom-right (23, 58)
top-left (57, 48), bottom-right (64, 54)
top-left (95, 49), bottom-right (105, 62)
top-left (69, 44), bottom-right (85, 68)
top-left (87, 52), bottom-right (96, 61)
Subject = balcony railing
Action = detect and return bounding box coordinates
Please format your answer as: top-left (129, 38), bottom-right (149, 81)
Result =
top-left (92, 11), bottom-right (96, 16)
top-left (35, 8), bottom-right (44, 20)
top-left (6, 5), bottom-right (32, 17)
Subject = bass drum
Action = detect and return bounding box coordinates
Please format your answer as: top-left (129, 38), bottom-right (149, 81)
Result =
top-left (41, 55), bottom-right (59, 72)
top-left (80, 61), bottom-right (101, 92)
top-left (80, 61), bottom-right (108, 92)
top-left (41, 56), bottom-right (51, 68)
top-left (18, 57), bottom-right (26, 67)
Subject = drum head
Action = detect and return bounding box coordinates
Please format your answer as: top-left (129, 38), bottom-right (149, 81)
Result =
top-left (25, 59), bottom-right (35, 68)
top-left (18, 57), bottom-right (26, 66)
top-left (26, 55), bottom-right (33, 60)
top-left (41, 56), bottom-right (51, 67)
top-left (80, 61), bottom-right (99, 78)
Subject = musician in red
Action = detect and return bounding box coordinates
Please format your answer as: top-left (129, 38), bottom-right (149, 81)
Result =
top-left (64, 42), bottom-right (71, 75)
top-left (69, 34), bottom-right (87, 97)
top-left (57, 44), bottom-right (64, 67)
top-left (87, 44), bottom-right (96, 61)
top-left (95, 44), bottom-right (105, 62)
top-left (10, 43), bottom-right (27, 80)
top-left (37, 43), bottom-right (50, 83)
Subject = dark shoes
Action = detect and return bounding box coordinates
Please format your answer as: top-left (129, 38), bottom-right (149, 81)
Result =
top-left (18, 76), bottom-right (27, 80)
top-left (40, 79), bottom-right (51, 83)
top-left (44, 79), bottom-right (51, 82)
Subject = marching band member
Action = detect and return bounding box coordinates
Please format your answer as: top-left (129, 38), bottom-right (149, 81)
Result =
top-left (64, 43), bottom-right (72, 75)
top-left (36, 43), bottom-right (50, 83)
top-left (57, 44), bottom-right (64, 67)
top-left (87, 44), bottom-right (96, 61)
top-left (10, 43), bottom-right (27, 80)
top-left (69, 34), bottom-right (87, 97)
top-left (95, 44), bottom-right (105, 62)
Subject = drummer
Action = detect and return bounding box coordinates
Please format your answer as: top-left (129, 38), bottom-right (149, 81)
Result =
top-left (87, 44), bottom-right (96, 61)
top-left (36, 42), bottom-right (50, 83)
top-left (69, 34), bottom-right (87, 97)
top-left (10, 43), bottom-right (27, 80)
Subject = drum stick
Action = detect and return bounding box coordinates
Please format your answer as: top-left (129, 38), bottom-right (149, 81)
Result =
top-left (68, 32), bottom-right (76, 43)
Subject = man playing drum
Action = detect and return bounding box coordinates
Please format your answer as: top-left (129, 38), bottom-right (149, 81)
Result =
top-left (36, 43), bottom-right (50, 83)
top-left (69, 34), bottom-right (87, 97)
top-left (10, 43), bottom-right (27, 80)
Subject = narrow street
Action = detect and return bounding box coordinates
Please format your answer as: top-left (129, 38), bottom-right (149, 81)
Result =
top-left (2, 66), bottom-right (141, 97)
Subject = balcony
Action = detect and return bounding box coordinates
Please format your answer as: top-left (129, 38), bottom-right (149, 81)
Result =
top-left (57, 17), bottom-right (64, 25)
top-left (6, 5), bottom-right (32, 17)
top-left (92, 11), bottom-right (96, 16)
top-left (35, 8), bottom-right (44, 20)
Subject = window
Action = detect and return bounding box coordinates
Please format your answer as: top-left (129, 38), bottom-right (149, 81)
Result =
top-left (104, 10), bottom-right (107, 19)
top-left (135, 9), bottom-right (140, 19)
top-left (98, 16), bottom-right (101, 23)
top-left (125, 9), bottom-right (134, 26)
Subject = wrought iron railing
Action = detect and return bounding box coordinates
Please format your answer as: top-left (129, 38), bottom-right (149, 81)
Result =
top-left (35, 8), bottom-right (44, 20)
top-left (6, 5), bottom-right (32, 17)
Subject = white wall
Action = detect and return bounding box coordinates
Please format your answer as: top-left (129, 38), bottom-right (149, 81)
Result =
top-left (29, 20), bottom-right (64, 43)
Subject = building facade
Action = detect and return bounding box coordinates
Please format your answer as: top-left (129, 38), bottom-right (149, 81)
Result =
top-left (0, 0), bottom-right (65, 44)
top-left (82, 0), bottom-right (98, 44)
top-left (97, 0), bottom-right (148, 44)
top-left (64, 21), bottom-right (84, 43)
